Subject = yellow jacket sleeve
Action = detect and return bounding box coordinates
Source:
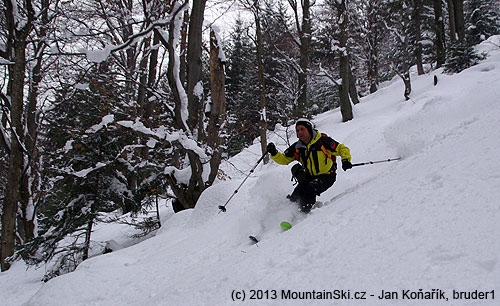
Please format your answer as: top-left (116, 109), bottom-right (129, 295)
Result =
top-left (270, 152), bottom-right (295, 165)
top-left (333, 143), bottom-right (351, 162)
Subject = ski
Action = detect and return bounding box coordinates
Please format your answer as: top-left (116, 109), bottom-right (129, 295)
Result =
top-left (249, 235), bottom-right (259, 244)
top-left (249, 222), bottom-right (292, 245)
top-left (280, 221), bottom-right (292, 231)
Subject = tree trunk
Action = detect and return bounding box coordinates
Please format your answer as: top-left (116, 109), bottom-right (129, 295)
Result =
top-left (82, 219), bottom-right (94, 261)
top-left (447, 0), bottom-right (457, 42)
top-left (136, 37), bottom-right (151, 119)
top-left (414, 0), bottom-right (425, 75)
top-left (1, 40), bottom-right (28, 271)
top-left (146, 32), bottom-right (161, 119)
top-left (447, 0), bottom-right (465, 42)
top-left (207, 28), bottom-right (227, 184)
top-left (367, 2), bottom-right (380, 93)
top-left (368, 53), bottom-right (379, 93)
top-left (348, 62), bottom-right (360, 105)
top-left (433, 0), bottom-right (446, 67)
top-left (179, 9), bottom-right (189, 86)
top-left (121, 0), bottom-right (137, 105)
top-left (402, 70), bottom-right (412, 101)
top-left (339, 58), bottom-right (353, 122)
top-left (452, 0), bottom-right (465, 42)
top-left (296, 0), bottom-right (311, 117)
top-left (165, 2), bottom-right (210, 210)
top-left (187, 0), bottom-right (207, 137)
top-left (337, 0), bottom-right (353, 122)
top-left (19, 34), bottom-right (45, 243)
top-left (253, 1), bottom-right (269, 163)
top-left (367, 35), bottom-right (379, 93)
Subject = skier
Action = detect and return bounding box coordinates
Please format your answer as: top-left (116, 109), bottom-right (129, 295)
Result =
top-left (267, 118), bottom-right (352, 213)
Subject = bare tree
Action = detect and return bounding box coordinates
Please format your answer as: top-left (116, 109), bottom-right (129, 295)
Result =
top-left (384, 0), bottom-right (413, 101)
top-left (327, 0), bottom-right (353, 121)
top-left (207, 27), bottom-right (227, 182)
top-left (241, 0), bottom-right (269, 162)
top-left (1, 0), bottom-right (36, 271)
top-left (288, 0), bottom-right (312, 117)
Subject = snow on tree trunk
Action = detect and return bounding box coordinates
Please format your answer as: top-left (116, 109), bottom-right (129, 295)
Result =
top-left (253, 0), bottom-right (269, 163)
top-left (336, 0), bottom-right (353, 122)
top-left (207, 27), bottom-right (227, 184)
top-left (1, 0), bottom-right (34, 271)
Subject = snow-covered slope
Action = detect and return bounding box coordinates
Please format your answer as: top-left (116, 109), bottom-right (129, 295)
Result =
top-left (4, 36), bottom-right (500, 306)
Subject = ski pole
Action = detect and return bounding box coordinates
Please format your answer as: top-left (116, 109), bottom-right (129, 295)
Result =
top-left (351, 157), bottom-right (401, 167)
top-left (218, 151), bottom-right (268, 213)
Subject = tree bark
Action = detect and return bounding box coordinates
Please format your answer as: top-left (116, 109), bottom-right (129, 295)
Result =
top-left (166, 1), bottom-right (213, 210)
top-left (402, 70), bottom-right (412, 101)
top-left (179, 9), bottom-right (189, 86)
top-left (414, 0), bottom-right (425, 75)
top-left (1, 40), bottom-right (28, 272)
top-left (366, 2), bottom-right (380, 93)
top-left (187, 0), bottom-right (207, 136)
top-left (293, 0), bottom-right (311, 117)
top-left (447, 0), bottom-right (457, 41)
top-left (253, 1), bottom-right (269, 163)
top-left (19, 7), bottom-right (47, 242)
top-left (207, 28), bottom-right (227, 184)
top-left (453, 0), bottom-right (465, 42)
top-left (146, 32), bottom-right (161, 119)
top-left (433, 0), bottom-right (446, 67)
top-left (136, 37), bottom-right (151, 119)
top-left (447, 0), bottom-right (465, 42)
top-left (336, 0), bottom-right (353, 122)
top-left (348, 62), bottom-right (360, 105)
top-left (1, 0), bottom-right (34, 271)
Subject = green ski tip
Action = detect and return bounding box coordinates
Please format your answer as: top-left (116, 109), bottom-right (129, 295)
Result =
top-left (280, 221), bottom-right (292, 231)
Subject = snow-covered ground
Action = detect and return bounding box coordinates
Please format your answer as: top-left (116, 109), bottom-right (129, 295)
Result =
top-left (2, 36), bottom-right (500, 306)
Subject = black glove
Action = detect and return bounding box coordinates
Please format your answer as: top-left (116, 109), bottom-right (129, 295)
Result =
top-left (291, 163), bottom-right (302, 177)
top-left (267, 142), bottom-right (278, 156)
top-left (291, 163), bottom-right (308, 184)
top-left (342, 159), bottom-right (352, 171)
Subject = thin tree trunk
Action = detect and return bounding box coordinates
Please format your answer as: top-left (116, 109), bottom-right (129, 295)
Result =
top-left (83, 173), bottom-right (98, 262)
top-left (452, 0), bottom-right (465, 42)
top-left (367, 2), bottom-right (380, 93)
top-left (447, 0), bottom-right (457, 42)
top-left (402, 69), bottom-right (412, 100)
top-left (348, 62), bottom-right (360, 105)
top-left (136, 37), bottom-right (151, 119)
top-left (146, 32), bottom-right (160, 119)
top-left (433, 0), bottom-right (446, 67)
top-left (121, 0), bottom-right (137, 105)
top-left (337, 0), bottom-right (353, 121)
top-left (179, 9), bottom-right (189, 86)
top-left (414, 0), bottom-right (425, 75)
top-left (296, 0), bottom-right (311, 117)
top-left (367, 36), bottom-right (379, 93)
top-left (253, 1), bottom-right (269, 163)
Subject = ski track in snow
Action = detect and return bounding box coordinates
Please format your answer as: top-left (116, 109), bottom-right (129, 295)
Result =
top-left (3, 36), bottom-right (500, 306)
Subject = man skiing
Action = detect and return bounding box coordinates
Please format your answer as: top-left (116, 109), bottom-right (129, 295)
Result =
top-left (267, 118), bottom-right (352, 213)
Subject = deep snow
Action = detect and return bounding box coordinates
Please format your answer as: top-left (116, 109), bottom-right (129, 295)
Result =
top-left (2, 36), bottom-right (500, 306)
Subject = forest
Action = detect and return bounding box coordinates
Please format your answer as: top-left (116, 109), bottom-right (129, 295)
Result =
top-left (1, 0), bottom-right (499, 277)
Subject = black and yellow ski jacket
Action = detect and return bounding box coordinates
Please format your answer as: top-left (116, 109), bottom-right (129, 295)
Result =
top-left (271, 130), bottom-right (351, 176)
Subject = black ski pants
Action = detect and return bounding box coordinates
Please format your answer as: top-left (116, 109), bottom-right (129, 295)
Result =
top-left (288, 171), bottom-right (336, 213)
